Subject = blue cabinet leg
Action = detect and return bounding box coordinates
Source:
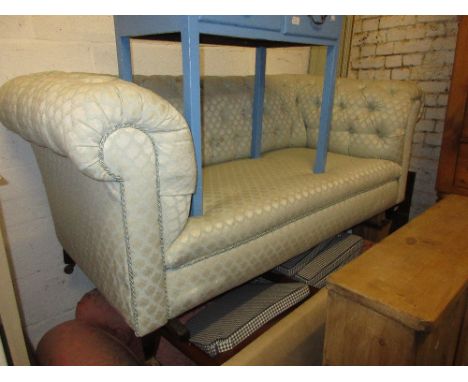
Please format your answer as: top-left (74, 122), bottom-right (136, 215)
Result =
top-left (115, 35), bottom-right (133, 82)
top-left (251, 46), bottom-right (267, 158)
top-left (182, 19), bottom-right (203, 216)
top-left (313, 43), bottom-right (340, 173)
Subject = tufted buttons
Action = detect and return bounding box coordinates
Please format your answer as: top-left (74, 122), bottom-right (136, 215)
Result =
top-left (132, 73), bottom-right (422, 166)
top-left (366, 101), bottom-right (378, 112)
top-left (375, 128), bottom-right (385, 139)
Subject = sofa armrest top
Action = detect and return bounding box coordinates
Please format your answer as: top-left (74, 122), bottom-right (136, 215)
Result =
top-left (0, 71), bottom-right (193, 182)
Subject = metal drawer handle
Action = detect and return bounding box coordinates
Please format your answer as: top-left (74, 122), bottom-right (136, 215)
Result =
top-left (308, 16), bottom-right (328, 25)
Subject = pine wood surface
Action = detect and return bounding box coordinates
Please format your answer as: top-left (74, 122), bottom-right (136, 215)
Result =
top-left (327, 194), bottom-right (468, 331)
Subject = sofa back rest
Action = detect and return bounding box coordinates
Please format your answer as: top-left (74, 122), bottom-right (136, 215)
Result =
top-left (135, 75), bottom-right (306, 166)
top-left (136, 74), bottom-right (423, 166)
top-left (292, 75), bottom-right (423, 164)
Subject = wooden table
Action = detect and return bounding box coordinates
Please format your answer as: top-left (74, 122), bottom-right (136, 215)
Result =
top-left (113, 16), bottom-right (342, 215)
top-left (323, 194), bottom-right (468, 365)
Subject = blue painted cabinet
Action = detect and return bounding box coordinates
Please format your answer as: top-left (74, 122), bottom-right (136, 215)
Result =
top-left (198, 16), bottom-right (284, 31)
top-left (113, 15), bottom-right (342, 216)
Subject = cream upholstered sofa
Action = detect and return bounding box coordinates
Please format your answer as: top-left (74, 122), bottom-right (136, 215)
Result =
top-left (0, 72), bottom-right (423, 338)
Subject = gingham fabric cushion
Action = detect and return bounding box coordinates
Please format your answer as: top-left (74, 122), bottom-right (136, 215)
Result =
top-left (273, 235), bottom-right (340, 277)
top-left (290, 234), bottom-right (363, 288)
top-left (187, 281), bottom-right (310, 357)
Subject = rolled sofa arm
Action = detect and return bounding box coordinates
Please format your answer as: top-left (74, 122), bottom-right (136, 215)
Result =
top-left (0, 72), bottom-right (196, 336)
top-left (0, 72), bottom-right (195, 182)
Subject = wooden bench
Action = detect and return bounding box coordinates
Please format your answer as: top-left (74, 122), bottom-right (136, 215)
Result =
top-left (323, 194), bottom-right (468, 365)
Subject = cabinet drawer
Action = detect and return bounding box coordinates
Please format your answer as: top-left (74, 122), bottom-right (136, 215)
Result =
top-left (283, 16), bottom-right (341, 40)
top-left (198, 16), bottom-right (283, 31)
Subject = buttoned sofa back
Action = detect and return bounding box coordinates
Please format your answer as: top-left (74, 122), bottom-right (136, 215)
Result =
top-left (135, 74), bottom-right (423, 168)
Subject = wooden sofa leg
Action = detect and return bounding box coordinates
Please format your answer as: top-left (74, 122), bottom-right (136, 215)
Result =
top-left (63, 250), bottom-right (75, 275)
top-left (165, 318), bottom-right (190, 341)
top-left (141, 330), bottom-right (161, 360)
top-left (352, 212), bottom-right (391, 243)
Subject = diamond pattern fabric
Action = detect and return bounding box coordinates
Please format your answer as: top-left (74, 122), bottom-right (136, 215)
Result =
top-left (0, 72), bottom-right (196, 336)
top-left (166, 180), bottom-right (399, 318)
top-left (33, 146), bottom-right (135, 329)
top-left (0, 72), bottom-right (423, 336)
top-left (135, 76), bottom-right (308, 165)
top-left (135, 74), bottom-right (423, 167)
top-left (298, 77), bottom-right (422, 164)
top-left (166, 148), bottom-right (401, 270)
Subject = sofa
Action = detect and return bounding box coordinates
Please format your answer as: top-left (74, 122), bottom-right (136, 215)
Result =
top-left (0, 72), bottom-right (423, 338)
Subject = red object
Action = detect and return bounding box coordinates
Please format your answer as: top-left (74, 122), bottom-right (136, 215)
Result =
top-left (36, 320), bottom-right (141, 366)
top-left (36, 289), bottom-right (145, 366)
top-left (76, 289), bottom-right (144, 361)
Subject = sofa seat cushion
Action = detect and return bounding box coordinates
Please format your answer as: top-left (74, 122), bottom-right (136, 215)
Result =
top-left (165, 148), bottom-right (401, 269)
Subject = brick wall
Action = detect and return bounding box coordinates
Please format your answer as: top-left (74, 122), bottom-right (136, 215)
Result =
top-left (349, 16), bottom-right (459, 217)
top-left (0, 16), bottom-right (310, 348)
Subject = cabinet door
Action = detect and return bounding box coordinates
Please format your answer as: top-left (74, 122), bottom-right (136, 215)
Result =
top-left (437, 17), bottom-right (468, 195)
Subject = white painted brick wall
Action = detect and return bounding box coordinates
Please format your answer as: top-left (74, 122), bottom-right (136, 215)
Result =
top-left (385, 55), bottom-right (402, 68)
top-left (0, 15), bottom-right (310, 348)
top-left (349, 15), bottom-right (460, 218)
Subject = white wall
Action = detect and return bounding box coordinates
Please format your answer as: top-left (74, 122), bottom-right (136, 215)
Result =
top-left (0, 15), bottom-right (310, 348)
top-left (348, 16), bottom-right (459, 217)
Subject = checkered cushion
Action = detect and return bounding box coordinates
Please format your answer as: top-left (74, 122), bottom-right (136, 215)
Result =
top-left (186, 280), bottom-right (310, 357)
top-left (277, 234), bottom-right (363, 288)
top-left (274, 235), bottom-right (341, 277)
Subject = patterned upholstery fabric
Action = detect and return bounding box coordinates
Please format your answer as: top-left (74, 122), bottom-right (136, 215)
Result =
top-left (33, 146), bottom-right (134, 327)
top-left (0, 72), bottom-right (422, 336)
top-left (166, 148), bottom-right (401, 270)
top-left (297, 76), bottom-right (422, 163)
top-left (0, 72), bottom-right (196, 336)
top-left (135, 76), bottom-right (307, 165)
top-left (166, 180), bottom-right (399, 318)
top-left (135, 74), bottom-right (423, 166)
top-left (137, 74), bottom-right (422, 203)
